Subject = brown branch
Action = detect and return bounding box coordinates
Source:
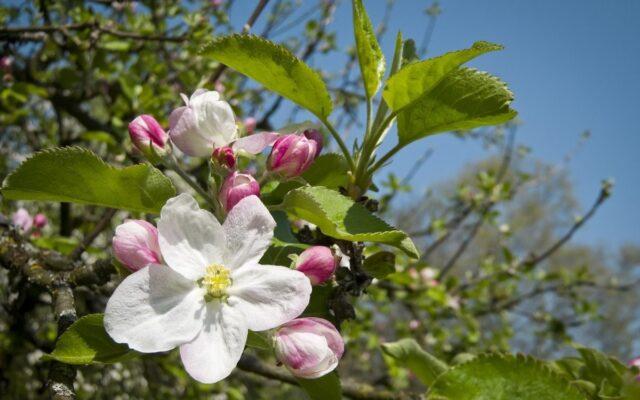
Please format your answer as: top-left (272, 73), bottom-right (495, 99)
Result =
top-left (70, 208), bottom-right (117, 260)
top-left (206, 0), bottom-right (271, 86)
top-left (0, 224), bottom-right (115, 289)
top-left (47, 282), bottom-right (77, 399)
top-left (437, 129), bottom-right (516, 278)
top-left (523, 184), bottom-right (610, 267)
top-left (237, 354), bottom-right (418, 400)
top-left (258, 0), bottom-right (336, 126)
top-left (0, 22), bottom-right (186, 43)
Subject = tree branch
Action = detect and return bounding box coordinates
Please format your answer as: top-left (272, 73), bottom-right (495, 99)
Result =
top-left (237, 354), bottom-right (419, 400)
top-left (206, 0), bottom-right (271, 86)
top-left (0, 22), bottom-right (186, 43)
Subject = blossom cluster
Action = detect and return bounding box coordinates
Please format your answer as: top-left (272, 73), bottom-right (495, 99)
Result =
top-left (108, 89), bottom-right (343, 383)
top-left (11, 208), bottom-right (47, 236)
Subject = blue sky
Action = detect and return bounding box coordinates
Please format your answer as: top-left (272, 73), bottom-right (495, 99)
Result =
top-left (230, 0), bottom-right (640, 248)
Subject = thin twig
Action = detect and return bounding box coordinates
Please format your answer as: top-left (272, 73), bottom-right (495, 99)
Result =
top-left (206, 0), bottom-right (271, 86)
top-left (70, 208), bottom-right (117, 260)
top-left (0, 22), bottom-right (187, 42)
top-left (524, 185), bottom-right (610, 267)
top-left (436, 129), bottom-right (516, 278)
top-left (237, 354), bottom-right (419, 400)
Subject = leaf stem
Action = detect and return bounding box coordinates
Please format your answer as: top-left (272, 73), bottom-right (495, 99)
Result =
top-left (163, 155), bottom-right (219, 212)
top-left (369, 142), bottom-right (403, 173)
top-left (321, 117), bottom-right (356, 171)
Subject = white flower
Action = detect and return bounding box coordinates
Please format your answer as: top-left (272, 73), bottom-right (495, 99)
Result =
top-left (168, 90), bottom-right (238, 157)
top-left (104, 193), bottom-right (312, 383)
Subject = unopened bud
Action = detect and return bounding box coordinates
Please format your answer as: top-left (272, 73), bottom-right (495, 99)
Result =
top-left (33, 213), bottom-right (48, 229)
top-left (219, 171), bottom-right (260, 212)
top-left (113, 220), bottom-right (162, 272)
top-left (211, 146), bottom-right (236, 170)
top-left (267, 133), bottom-right (321, 178)
top-left (295, 246), bottom-right (338, 285)
top-left (128, 115), bottom-right (169, 160)
top-left (274, 317), bottom-right (344, 379)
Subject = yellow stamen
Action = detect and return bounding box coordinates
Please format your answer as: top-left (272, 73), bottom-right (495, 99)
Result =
top-left (202, 264), bottom-right (232, 300)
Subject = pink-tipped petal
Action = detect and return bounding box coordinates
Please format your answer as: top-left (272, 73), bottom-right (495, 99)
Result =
top-left (295, 246), bottom-right (338, 285)
top-left (233, 132), bottom-right (279, 155)
top-left (274, 317), bottom-right (344, 379)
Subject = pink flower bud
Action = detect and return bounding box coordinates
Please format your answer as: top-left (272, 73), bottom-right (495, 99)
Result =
top-left (113, 220), bottom-right (162, 272)
top-left (33, 213), bottom-right (48, 229)
top-left (629, 357), bottom-right (640, 381)
top-left (128, 115), bottom-right (169, 159)
top-left (211, 146), bottom-right (236, 169)
top-left (11, 208), bottom-right (32, 232)
top-left (274, 317), bottom-right (344, 379)
top-left (267, 133), bottom-right (321, 178)
top-left (219, 171), bottom-right (260, 212)
top-left (303, 128), bottom-right (323, 153)
top-left (0, 56), bottom-right (12, 73)
top-left (295, 246), bottom-right (338, 285)
top-left (409, 319), bottom-right (420, 330)
top-left (244, 117), bottom-right (257, 134)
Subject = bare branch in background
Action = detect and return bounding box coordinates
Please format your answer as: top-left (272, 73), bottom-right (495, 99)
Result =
top-left (206, 0), bottom-right (272, 86)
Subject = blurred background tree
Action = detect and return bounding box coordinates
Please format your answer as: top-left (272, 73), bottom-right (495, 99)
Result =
top-left (1, 0), bottom-right (637, 398)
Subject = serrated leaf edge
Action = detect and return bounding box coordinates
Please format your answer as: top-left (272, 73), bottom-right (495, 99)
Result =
top-left (201, 34), bottom-right (333, 119)
top-left (428, 352), bottom-right (588, 399)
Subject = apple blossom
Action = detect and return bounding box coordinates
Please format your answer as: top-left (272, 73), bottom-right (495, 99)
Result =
top-left (267, 132), bottom-right (322, 178)
top-left (11, 208), bottom-right (32, 232)
top-left (302, 128), bottom-right (323, 153)
top-left (128, 115), bottom-right (169, 159)
top-left (104, 194), bottom-right (311, 383)
top-left (629, 357), bottom-right (640, 381)
top-left (295, 246), bottom-right (338, 285)
top-left (33, 213), bottom-right (48, 229)
top-left (168, 89), bottom-right (238, 157)
top-left (112, 220), bottom-right (162, 272)
top-left (243, 117), bottom-right (257, 134)
top-left (219, 171), bottom-right (260, 212)
top-left (211, 146), bottom-right (236, 170)
top-left (274, 317), bottom-right (344, 379)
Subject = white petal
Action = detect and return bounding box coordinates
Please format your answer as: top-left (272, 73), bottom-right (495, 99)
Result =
top-left (227, 264), bottom-right (312, 331)
top-left (232, 132), bottom-right (279, 155)
top-left (190, 88), bottom-right (217, 102)
top-left (179, 302), bottom-right (247, 384)
top-left (190, 91), bottom-right (237, 148)
top-left (169, 106), bottom-right (214, 157)
top-left (104, 264), bottom-right (205, 353)
top-left (158, 193), bottom-right (226, 280)
top-left (222, 195), bottom-right (276, 269)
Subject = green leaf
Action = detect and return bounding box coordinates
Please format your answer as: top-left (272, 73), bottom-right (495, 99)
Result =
top-left (303, 285), bottom-right (335, 322)
top-left (261, 211), bottom-right (307, 265)
top-left (426, 353), bottom-right (587, 400)
top-left (352, 0), bottom-right (385, 99)
top-left (1, 147), bottom-right (175, 213)
top-left (246, 331), bottom-right (271, 351)
top-left (203, 34), bottom-right (332, 119)
top-left (397, 68), bottom-right (517, 145)
top-left (575, 347), bottom-right (624, 393)
top-left (362, 251), bottom-right (396, 279)
top-left (381, 338), bottom-right (448, 386)
top-left (45, 314), bottom-right (133, 365)
top-left (297, 372), bottom-right (342, 400)
top-left (282, 186), bottom-right (419, 258)
top-left (302, 153), bottom-right (350, 189)
top-left (383, 41), bottom-right (503, 112)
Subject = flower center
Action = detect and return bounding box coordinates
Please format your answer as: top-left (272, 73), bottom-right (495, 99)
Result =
top-left (202, 264), bottom-right (232, 301)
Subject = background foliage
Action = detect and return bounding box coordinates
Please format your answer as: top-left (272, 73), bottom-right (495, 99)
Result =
top-left (0, 1), bottom-right (638, 399)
